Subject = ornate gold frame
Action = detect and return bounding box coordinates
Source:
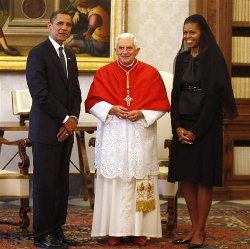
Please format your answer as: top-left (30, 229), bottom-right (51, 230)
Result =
top-left (0, 0), bottom-right (127, 72)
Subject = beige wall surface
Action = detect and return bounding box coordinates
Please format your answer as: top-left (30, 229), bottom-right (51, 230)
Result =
top-left (0, 0), bottom-right (188, 171)
top-left (127, 0), bottom-right (188, 72)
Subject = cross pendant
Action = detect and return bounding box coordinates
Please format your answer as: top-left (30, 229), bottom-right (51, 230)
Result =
top-left (124, 93), bottom-right (133, 106)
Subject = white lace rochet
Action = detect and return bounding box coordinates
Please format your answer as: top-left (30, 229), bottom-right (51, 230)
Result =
top-left (94, 117), bottom-right (159, 181)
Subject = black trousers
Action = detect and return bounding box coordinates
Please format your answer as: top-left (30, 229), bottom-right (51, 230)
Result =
top-left (32, 141), bottom-right (73, 239)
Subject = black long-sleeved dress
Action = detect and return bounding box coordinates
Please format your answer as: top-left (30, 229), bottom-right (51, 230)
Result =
top-left (168, 50), bottom-right (236, 187)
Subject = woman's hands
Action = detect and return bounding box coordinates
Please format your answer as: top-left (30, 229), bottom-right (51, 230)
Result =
top-left (176, 127), bottom-right (196, 144)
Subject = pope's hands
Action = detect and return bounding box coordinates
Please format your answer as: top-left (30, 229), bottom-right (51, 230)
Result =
top-left (127, 110), bottom-right (144, 122)
top-left (109, 106), bottom-right (144, 122)
top-left (109, 105), bottom-right (128, 119)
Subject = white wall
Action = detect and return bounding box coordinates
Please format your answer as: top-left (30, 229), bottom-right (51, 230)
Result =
top-left (0, 0), bottom-right (188, 171)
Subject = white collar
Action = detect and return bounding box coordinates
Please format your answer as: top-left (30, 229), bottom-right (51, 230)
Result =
top-left (49, 36), bottom-right (64, 52)
top-left (118, 59), bottom-right (136, 67)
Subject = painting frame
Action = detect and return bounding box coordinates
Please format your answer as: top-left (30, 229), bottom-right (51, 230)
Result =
top-left (0, 0), bottom-right (127, 72)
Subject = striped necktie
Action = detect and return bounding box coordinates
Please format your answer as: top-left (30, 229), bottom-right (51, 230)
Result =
top-left (59, 46), bottom-right (67, 76)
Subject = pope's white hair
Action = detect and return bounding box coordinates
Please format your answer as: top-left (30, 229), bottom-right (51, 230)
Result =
top-left (115, 33), bottom-right (139, 48)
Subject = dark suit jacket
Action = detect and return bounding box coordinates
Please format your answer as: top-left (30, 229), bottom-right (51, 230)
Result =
top-left (26, 38), bottom-right (82, 145)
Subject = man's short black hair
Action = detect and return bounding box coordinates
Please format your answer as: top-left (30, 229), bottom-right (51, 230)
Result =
top-left (49, 9), bottom-right (71, 23)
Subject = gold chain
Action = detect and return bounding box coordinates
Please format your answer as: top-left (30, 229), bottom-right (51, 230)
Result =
top-left (116, 59), bottom-right (138, 106)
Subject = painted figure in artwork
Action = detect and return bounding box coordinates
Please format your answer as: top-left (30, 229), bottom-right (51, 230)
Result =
top-left (0, 28), bottom-right (19, 55)
top-left (0, 1), bottom-right (19, 55)
top-left (65, 0), bottom-right (110, 56)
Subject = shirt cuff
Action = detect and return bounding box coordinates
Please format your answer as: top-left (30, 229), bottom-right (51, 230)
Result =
top-left (141, 110), bottom-right (166, 127)
top-left (70, 115), bottom-right (78, 123)
top-left (62, 115), bottom-right (69, 123)
top-left (89, 101), bottom-right (113, 123)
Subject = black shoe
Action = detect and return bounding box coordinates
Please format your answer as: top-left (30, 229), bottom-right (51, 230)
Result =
top-left (56, 235), bottom-right (77, 246)
top-left (187, 232), bottom-right (206, 248)
top-left (188, 243), bottom-right (203, 248)
top-left (34, 234), bottom-right (68, 248)
top-left (172, 238), bottom-right (192, 244)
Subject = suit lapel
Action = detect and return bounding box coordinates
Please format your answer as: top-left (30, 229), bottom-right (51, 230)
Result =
top-left (65, 49), bottom-right (72, 83)
top-left (46, 39), bottom-right (69, 87)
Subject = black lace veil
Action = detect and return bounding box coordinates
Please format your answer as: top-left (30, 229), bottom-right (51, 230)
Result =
top-left (175, 14), bottom-right (238, 119)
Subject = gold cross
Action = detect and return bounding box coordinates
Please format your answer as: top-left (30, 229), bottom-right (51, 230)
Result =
top-left (124, 91), bottom-right (133, 106)
top-left (116, 59), bottom-right (138, 107)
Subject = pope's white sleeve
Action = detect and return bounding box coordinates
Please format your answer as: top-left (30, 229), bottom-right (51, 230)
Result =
top-left (89, 101), bottom-right (113, 123)
top-left (141, 110), bottom-right (166, 127)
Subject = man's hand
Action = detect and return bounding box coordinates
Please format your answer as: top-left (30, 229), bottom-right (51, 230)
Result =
top-left (109, 105), bottom-right (128, 119)
top-left (64, 117), bottom-right (77, 134)
top-left (57, 125), bottom-right (70, 142)
top-left (127, 110), bottom-right (144, 122)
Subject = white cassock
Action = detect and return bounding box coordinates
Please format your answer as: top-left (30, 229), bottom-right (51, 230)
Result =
top-left (90, 101), bottom-right (166, 238)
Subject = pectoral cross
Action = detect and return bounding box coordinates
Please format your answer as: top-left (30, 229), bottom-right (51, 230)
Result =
top-left (124, 90), bottom-right (133, 106)
top-left (117, 60), bottom-right (138, 107)
top-left (124, 72), bottom-right (133, 106)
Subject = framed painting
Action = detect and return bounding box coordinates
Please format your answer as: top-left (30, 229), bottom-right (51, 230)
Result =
top-left (0, 0), bottom-right (127, 72)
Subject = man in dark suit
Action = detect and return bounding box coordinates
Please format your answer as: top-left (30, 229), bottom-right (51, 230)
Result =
top-left (26, 9), bottom-right (82, 249)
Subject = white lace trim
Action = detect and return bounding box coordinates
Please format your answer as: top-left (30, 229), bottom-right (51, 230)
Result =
top-left (95, 116), bottom-right (159, 180)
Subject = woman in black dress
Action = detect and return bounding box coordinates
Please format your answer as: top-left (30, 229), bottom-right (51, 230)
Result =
top-left (169, 14), bottom-right (237, 248)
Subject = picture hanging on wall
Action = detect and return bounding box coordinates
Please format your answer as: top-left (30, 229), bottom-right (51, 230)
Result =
top-left (0, 0), bottom-right (127, 72)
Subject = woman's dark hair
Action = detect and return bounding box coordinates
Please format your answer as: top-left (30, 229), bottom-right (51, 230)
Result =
top-left (178, 14), bottom-right (221, 55)
top-left (175, 14), bottom-right (238, 119)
